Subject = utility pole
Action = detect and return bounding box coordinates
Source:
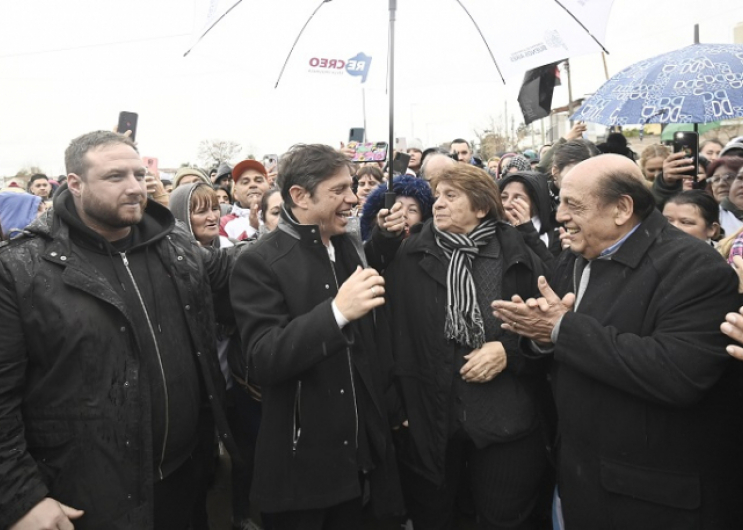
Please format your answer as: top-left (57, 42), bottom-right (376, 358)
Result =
top-left (504, 101), bottom-right (508, 146)
top-left (540, 117), bottom-right (546, 145)
top-left (565, 59), bottom-right (575, 127)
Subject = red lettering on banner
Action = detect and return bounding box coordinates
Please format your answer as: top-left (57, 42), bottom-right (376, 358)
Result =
top-left (337, 60), bottom-right (345, 69)
top-left (310, 58), bottom-right (319, 67)
top-left (328, 59), bottom-right (337, 68)
top-left (320, 58), bottom-right (328, 68)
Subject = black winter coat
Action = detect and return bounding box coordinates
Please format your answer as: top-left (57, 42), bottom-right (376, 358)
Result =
top-left (545, 210), bottom-right (743, 529)
top-left (230, 214), bottom-right (404, 517)
top-left (0, 205), bottom-right (237, 530)
top-left (383, 219), bottom-right (549, 485)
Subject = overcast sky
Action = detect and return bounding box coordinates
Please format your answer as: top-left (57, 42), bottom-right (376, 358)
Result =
top-left (1, 0), bottom-right (742, 176)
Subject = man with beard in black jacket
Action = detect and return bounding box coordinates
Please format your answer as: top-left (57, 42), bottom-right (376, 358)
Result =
top-left (0, 131), bottom-right (238, 530)
top-left (230, 144), bottom-right (407, 529)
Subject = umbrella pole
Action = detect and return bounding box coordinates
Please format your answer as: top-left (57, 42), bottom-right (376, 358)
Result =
top-left (694, 26), bottom-right (699, 136)
top-left (385, 0), bottom-right (397, 209)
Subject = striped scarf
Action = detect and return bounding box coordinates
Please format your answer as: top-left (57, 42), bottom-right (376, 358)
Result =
top-left (433, 219), bottom-right (498, 349)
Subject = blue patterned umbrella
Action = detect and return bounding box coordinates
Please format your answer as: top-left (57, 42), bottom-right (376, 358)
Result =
top-left (571, 43), bottom-right (743, 126)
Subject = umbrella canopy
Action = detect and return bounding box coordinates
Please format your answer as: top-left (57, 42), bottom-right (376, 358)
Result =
top-left (188, 0), bottom-right (614, 194)
top-left (571, 43), bottom-right (743, 127)
top-left (660, 122), bottom-right (721, 142)
top-left (187, 0), bottom-right (614, 89)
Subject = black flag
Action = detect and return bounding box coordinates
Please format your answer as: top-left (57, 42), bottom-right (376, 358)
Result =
top-left (517, 61), bottom-right (562, 125)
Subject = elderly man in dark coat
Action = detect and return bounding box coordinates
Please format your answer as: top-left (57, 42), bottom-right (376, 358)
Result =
top-left (494, 154), bottom-right (743, 529)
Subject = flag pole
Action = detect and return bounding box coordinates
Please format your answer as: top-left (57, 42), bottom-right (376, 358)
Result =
top-left (362, 88), bottom-right (367, 141)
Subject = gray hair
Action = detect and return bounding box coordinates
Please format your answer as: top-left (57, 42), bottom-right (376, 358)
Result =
top-left (420, 153), bottom-right (456, 181)
top-left (596, 169), bottom-right (656, 220)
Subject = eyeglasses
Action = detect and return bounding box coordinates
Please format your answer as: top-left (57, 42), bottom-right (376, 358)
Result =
top-left (708, 173), bottom-right (739, 184)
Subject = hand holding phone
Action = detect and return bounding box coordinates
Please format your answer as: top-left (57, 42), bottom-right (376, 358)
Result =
top-left (263, 154), bottom-right (278, 173)
top-left (349, 128), bottom-right (365, 145)
top-left (392, 152), bottom-right (411, 175)
top-left (662, 151), bottom-right (695, 184)
top-left (145, 175), bottom-right (159, 196)
top-left (351, 142), bottom-right (388, 163)
top-left (142, 156), bottom-right (158, 176)
top-left (117, 112), bottom-right (138, 141)
top-left (672, 131), bottom-right (699, 181)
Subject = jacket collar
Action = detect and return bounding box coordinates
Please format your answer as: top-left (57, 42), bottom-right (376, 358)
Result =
top-left (277, 205), bottom-right (368, 266)
top-left (21, 210), bottom-right (130, 316)
top-left (405, 219), bottom-right (533, 286)
top-left (605, 209), bottom-right (667, 269)
top-left (407, 219), bottom-right (531, 267)
top-left (277, 205), bottom-right (322, 244)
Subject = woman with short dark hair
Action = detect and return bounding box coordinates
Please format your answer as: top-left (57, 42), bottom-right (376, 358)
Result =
top-left (663, 190), bottom-right (721, 243)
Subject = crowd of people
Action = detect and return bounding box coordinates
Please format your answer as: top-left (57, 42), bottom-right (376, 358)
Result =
top-left (2, 124), bottom-right (743, 530)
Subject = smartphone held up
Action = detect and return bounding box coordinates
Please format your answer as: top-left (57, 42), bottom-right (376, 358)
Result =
top-left (672, 131), bottom-right (699, 183)
top-left (117, 111), bottom-right (138, 141)
top-left (348, 127), bottom-right (365, 145)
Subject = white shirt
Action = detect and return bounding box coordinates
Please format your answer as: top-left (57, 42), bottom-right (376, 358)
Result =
top-left (719, 206), bottom-right (743, 238)
top-left (327, 240), bottom-right (351, 329)
top-left (531, 216), bottom-right (550, 248)
top-left (224, 204), bottom-right (262, 240)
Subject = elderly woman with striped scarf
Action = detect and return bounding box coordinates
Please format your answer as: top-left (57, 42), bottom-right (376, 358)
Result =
top-left (383, 164), bottom-right (552, 530)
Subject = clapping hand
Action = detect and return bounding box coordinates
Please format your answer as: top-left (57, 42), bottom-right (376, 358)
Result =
top-left (492, 276), bottom-right (575, 345)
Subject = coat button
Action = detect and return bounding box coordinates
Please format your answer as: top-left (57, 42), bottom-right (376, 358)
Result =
top-left (313, 240), bottom-right (319, 244)
top-left (340, 389), bottom-right (345, 395)
top-left (208, 394), bottom-right (213, 400)
top-left (185, 305), bottom-right (191, 311)
top-left (120, 326), bottom-right (126, 332)
top-left (50, 252), bottom-right (58, 257)
top-left (196, 351), bottom-right (201, 357)
top-left (127, 494), bottom-right (133, 500)
top-left (343, 440), bottom-right (349, 446)
top-left (311, 229), bottom-right (316, 234)
top-left (222, 433), bottom-right (228, 439)
top-left (124, 381), bottom-right (129, 387)
top-left (125, 440), bottom-right (130, 447)
top-left (60, 256), bottom-right (67, 261)
top-left (325, 284), bottom-right (329, 289)
top-left (177, 256), bottom-right (184, 261)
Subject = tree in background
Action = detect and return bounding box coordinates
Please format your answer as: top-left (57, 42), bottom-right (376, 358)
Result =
top-left (197, 139), bottom-right (242, 168)
top-left (5, 166), bottom-right (47, 188)
top-left (477, 133), bottom-right (510, 161)
top-left (474, 114), bottom-right (516, 161)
